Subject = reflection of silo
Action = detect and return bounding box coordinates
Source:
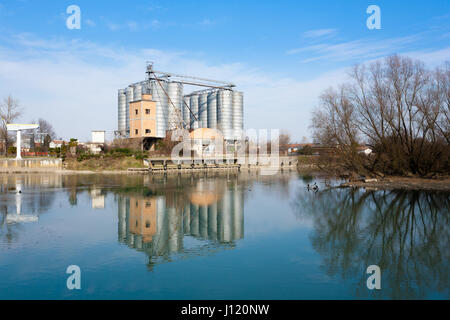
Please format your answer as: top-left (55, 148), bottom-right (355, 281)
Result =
top-left (207, 91), bottom-right (217, 129)
top-left (190, 204), bottom-right (199, 237)
top-left (233, 187), bottom-right (244, 240)
top-left (183, 96), bottom-right (191, 129)
top-left (190, 94), bottom-right (199, 129)
top-left (207, 203), bottom-right (218, 241)
top-left (167, 82), bottom-right (183, 130)
top-left (224, 190), bottom-right (232, 242)
top-left (151, 80), bottom-right (168, 138)
top-left (118, 195), bottom-right (127, 242)
top-left (153, 196), bottom-right (168, 256)
top-left (135, 234), bottom-right (143, 250)
top-left (168, 207), bottom-right (182, 253)
top-left (183, 204), bottom-right (191, 234)
top-left (125, 86), bottom-right (134, 137)
top-left (218, 189), bottom-right (232, 242)
top-left (118, 89), bottom-right (126, 137)
top-left (199, 93), bottom-right (208, 128)
top-left (199, 205), bottom-right (208, 239)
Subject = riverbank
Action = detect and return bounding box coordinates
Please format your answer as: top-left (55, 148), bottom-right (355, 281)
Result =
top-left (339, 176), bottom-right (450, 191)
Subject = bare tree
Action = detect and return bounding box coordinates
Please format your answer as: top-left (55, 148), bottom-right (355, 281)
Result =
top-left (30, 118), bottom-right (57, 151)
top-left (0, 95), bottom-right (21, 156)
top-left (278, 130), bottom-right (292, 155)
top-left (311, 55), bottom-right (450, 176)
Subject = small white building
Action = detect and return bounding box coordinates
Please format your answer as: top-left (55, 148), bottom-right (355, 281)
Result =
top-left (91, 131), bottom-right (105, 144)
top-left (49, 140), bottom-right (64, 149)
top-left (88, 131), bottom-right (106, 154)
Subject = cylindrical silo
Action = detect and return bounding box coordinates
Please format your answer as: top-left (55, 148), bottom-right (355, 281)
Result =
top-left (118, 89), bottom-right (126, 137)
top-left (133, 84), bottom-right (143, 101)
top-left (217, 90), bottom-right (233, 140)
top-left (151, 80), bottom-right (168, 138)
top-left (125, 86), bottom-right (134, 138)
top-left (167, 82), bottom-right (183, 130)
top-left (232, 91), bottom-right (244, 140)
top-left (190, 94), bottom-right (199, 129)
top-left (198, 93), bottom-right (208, 128)
top-left (183, 96), bottom-right (191, 129)
top-left (207, 91), bottom-right (218, 129)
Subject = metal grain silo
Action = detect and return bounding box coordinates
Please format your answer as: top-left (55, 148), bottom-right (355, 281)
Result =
top-left (183, 96), bottom-right (191, 129)
top-left (167, 82), bottom-right (183, 130)
top-left (190, 94), bottom-right (199, 129)
top-left (118, 89), bottom-right (126, 137)
top-left (133, 84), bottom-right (143, 101)
top-left (217, 90), bottom-right (233, 140)
top-left (151, 80), bottom-right (168, 138)
top-left (232, 91), bottom-right (244, 140)
top-left (198, 92), bottom-right (208, 128)
top-left (207, 91), bottom-right (217, 129)
top-left (125, 86), bottom-right (134, 138)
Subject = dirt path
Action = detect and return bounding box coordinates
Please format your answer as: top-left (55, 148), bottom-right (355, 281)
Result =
top-left (340, 177), bottom-right (450, 191)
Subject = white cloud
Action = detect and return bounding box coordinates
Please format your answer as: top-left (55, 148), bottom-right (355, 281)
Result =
top-left (302, 28), bottom-right (337, 38)
top-left (107, 23), bottom-right (120, 31)
top-left (0, 33), bottom-right (448, 142)
top-left (85, 19), bottom-right (96, 27)
top-left (287, 35), bottom-right (420, 62)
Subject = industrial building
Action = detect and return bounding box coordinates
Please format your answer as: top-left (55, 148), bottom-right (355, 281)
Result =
top-left (117, 64), bottom-right (244, 150)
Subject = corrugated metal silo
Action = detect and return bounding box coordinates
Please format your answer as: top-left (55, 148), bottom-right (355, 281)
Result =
top-left (217, 90), bottom-right (233, 140)
top-left (183, 96), bottom-right (191, 129)
top-left (125, 86), bottom-right (134, 138)
top-left (232, 91), bottom-right (244, 140)
top-left (167, 82), bottom-right (183, 130)
top-left (207, 91), bottom-right (217, 129)
top-left (190, 94), bottom-right (199, 129)
top-left (133, 84), bottom-right (143, 101)
top-left (151, 80), bottom-right (168, 138)
top-left (198, 93), bottom-right (208, 128)
top-left (118, 89), bottom-right (126, 137)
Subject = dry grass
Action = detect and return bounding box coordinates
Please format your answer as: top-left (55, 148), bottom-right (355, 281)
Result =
top-left (64, 156), bottom-right (145, 171)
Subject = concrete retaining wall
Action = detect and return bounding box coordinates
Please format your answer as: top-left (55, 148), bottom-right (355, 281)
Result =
top-left (0, 158), bottom-right (62, 172)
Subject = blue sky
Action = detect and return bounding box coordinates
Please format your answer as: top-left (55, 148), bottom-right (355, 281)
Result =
top-left (0, 0), bottom-right (449, 141)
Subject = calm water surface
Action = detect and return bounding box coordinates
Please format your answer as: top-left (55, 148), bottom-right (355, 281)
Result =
top-left (0, 172), bottom-right (448, 299)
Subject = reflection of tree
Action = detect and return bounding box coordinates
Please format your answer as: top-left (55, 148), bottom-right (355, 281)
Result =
top-left (292, 188), bottom-right (449, 299)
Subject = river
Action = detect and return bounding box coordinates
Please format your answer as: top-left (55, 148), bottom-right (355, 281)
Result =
top-left (0, 171), bottom-right (448, 299)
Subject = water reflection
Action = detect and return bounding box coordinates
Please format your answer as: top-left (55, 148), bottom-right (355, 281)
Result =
top-left (292, 186), bottom-right (450, 299)
top-left (117, 177), bottom-right (245, 269)
top-left (0, 172), bottom-right (447, 299)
